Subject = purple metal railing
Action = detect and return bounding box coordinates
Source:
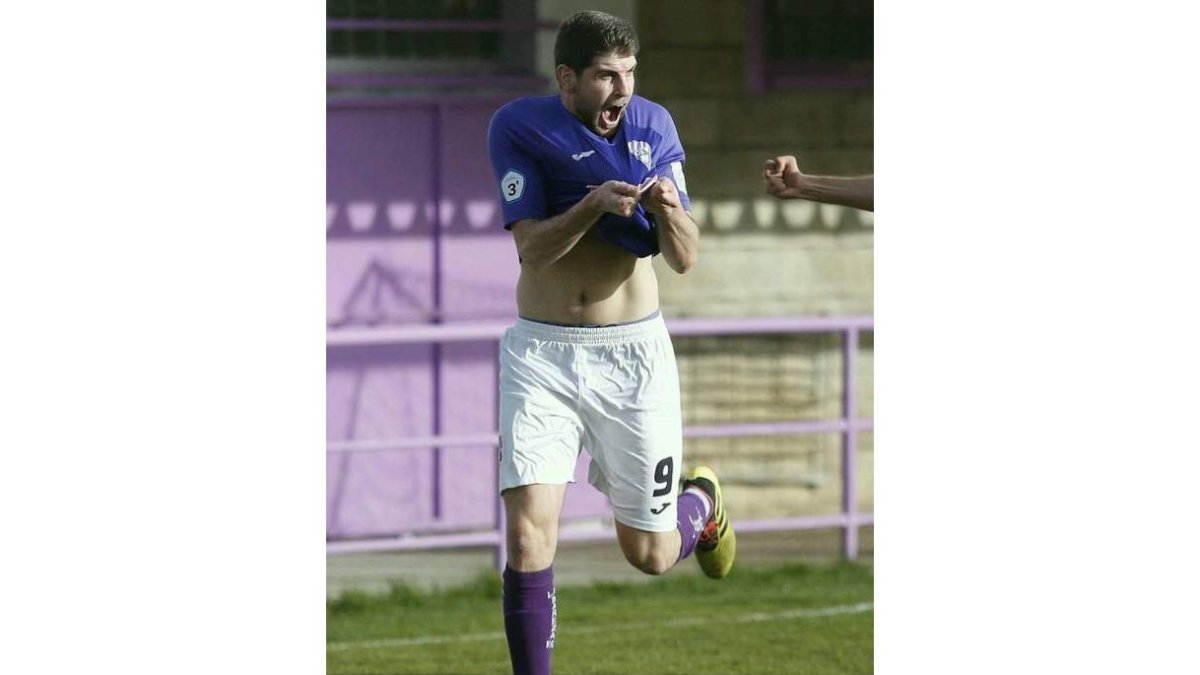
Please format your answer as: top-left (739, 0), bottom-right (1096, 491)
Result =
top-left (326, 315), bottom-right (873, 569)
top-left (326, 73), bottom-right (548, 89)
top-left (326, 19), bottom-right (560, 33)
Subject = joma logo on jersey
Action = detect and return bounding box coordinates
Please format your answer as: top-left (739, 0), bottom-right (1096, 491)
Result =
top-left (627, 141), bottom-right (652, 169)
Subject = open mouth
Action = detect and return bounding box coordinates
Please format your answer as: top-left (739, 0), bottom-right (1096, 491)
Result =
top-left (600, 103), bottom-right (625, 128)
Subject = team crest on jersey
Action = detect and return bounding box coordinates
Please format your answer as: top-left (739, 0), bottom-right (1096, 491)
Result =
top-left (627, 140), bottom-right (652, 170)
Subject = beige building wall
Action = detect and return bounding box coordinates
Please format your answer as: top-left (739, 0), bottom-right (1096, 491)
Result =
top-left (633, 0), bottom-right (874, 523)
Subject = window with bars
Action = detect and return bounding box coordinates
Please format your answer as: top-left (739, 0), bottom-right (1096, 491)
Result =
top-left (326, 0), bottom-right (544, 95)
top-left (326, 0), bottom-right (504, 61)
top-left (751, 0), bottom-right (873, 92)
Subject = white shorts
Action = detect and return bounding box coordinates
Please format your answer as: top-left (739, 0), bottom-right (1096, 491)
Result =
top-left (498, 311), bottom-right (684, 532)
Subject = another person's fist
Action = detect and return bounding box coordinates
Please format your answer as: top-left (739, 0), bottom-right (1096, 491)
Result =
top-left (763, 155), bottom-right (807, 199)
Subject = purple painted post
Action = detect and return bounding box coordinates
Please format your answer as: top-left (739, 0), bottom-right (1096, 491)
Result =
top-left (431, 104), bottom-right (444, 520)
top-left (745, 0), bottom-right (766, 95)
top-left (841, 328), bottom-right (860, 559)
top-left (494, 339), bottom-right (508, 572)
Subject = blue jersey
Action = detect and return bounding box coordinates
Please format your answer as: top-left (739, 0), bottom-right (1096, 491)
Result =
top-left (486, 94), bottom-right (691, 258)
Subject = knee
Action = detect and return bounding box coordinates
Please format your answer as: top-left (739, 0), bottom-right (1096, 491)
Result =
top-left (508, 523), bottom-right (557, 571)
top-left (624, 544), bottom-right (676, 576)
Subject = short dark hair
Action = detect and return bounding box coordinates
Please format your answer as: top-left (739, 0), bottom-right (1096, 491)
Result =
top-left (553, 10), bottom-right (639, 75)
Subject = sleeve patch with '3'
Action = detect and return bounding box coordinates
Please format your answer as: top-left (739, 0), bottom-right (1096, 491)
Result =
top-left (501, 170), bottom-right (525, 202)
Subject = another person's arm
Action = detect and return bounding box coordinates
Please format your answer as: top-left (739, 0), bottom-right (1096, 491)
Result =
top-left (762, 155), bottom-right (874, 212)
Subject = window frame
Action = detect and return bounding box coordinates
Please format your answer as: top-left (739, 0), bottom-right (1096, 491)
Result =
top-left (745, 0), bottom-right (873, 94)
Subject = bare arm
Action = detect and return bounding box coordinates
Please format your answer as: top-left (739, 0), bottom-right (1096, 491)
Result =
top-left (511, 181), bottom-right (640, 269)
top-left (644, 177), bottom-right (699, 274)
top-left (763, 155), bottom-right (874, 212)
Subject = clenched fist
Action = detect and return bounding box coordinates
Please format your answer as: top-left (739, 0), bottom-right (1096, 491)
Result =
top-left (762, 155), bottom-right (807, 199)
top-left (590, 180), bottom-right (640, 217)
top-left (641, 176), bottom-right (682, 215)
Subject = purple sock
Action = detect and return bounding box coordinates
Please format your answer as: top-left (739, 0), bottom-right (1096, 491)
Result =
top-left (502, 566), bottom-right (556, 675)
top-left (676, 489), bottom-right (712, 561)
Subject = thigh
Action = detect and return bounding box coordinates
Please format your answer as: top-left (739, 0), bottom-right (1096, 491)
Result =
top-left (499, 331), bottom-right (583, 491)
top-left (582, 335), bottom-right (683, 532)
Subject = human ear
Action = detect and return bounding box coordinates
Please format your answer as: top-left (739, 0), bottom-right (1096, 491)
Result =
top-left (555, 65), bottom-right (576, 93)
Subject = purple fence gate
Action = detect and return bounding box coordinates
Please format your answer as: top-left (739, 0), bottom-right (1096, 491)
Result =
top-left (326, 315), bottom-right (874, 571)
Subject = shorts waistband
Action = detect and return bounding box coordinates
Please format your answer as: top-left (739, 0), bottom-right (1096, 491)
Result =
top-left (512, 310), bottom-right (665, 345)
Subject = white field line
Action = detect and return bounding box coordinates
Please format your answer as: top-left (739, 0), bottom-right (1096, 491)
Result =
top-left (327, 601), bottom-right (873, 652)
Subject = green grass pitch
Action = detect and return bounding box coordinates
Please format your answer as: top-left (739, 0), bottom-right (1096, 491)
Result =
top-left (327, 561), bottom-right (873, 674)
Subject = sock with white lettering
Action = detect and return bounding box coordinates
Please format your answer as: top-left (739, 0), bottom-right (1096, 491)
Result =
top-left (502, 565), bottom-right (556, 675)
top-left (676, 487), bottom-right (713, 562)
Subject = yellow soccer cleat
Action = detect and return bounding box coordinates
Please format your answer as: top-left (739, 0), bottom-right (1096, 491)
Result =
top-left (684, 466), bottom-right (736, 579)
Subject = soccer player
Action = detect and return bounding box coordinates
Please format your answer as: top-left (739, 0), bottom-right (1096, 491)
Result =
top-left (763, 154), bottom-right (874, 212)
top-left (486, 10), bottom-right (736, 675)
